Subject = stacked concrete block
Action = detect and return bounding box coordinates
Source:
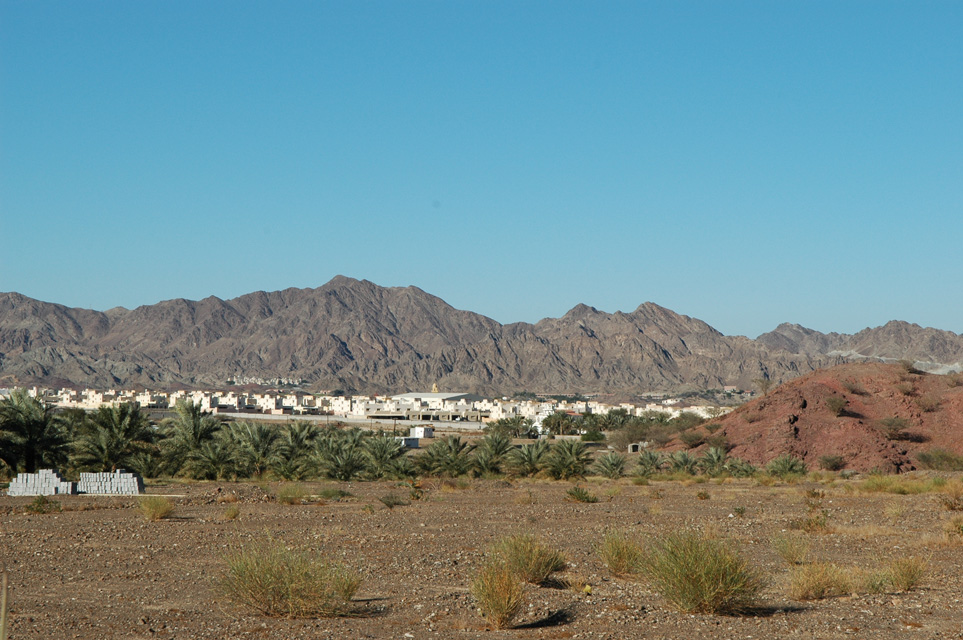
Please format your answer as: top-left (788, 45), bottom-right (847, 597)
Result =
top-left (76, 469), bottom-right (145, 495)
top-left (7, 469), bottom-right (76, 496)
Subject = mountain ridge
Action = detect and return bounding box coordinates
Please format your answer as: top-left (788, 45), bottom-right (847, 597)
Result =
top-left (2, 276), bottom-right (961, 394)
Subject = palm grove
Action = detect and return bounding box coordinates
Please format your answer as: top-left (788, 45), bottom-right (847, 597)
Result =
top-left (1, 389), bottom-right (796, 483)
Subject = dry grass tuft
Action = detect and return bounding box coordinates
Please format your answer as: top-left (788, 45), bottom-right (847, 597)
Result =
top-left (219, 537), bottom-right (360, 618)
top-left (788, 562), bottom-right (852, 600)
top-left (639, 532), bottom-right (765, 614)
top-left (492, 534), bottom-right (566, 585)
top-left (137, 496), bottom-right (174, 522)
top-left (771, 533), bottom-right (810, 565)
top-left (471, 559), bottom-right (524, 630)
top-left (887, 556), bottom-right (928, 592)
top-left (597, 529), bottom-right (644, 577)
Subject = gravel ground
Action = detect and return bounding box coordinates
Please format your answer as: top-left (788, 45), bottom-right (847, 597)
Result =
top-left (2, 476), bottom-right (962, 639)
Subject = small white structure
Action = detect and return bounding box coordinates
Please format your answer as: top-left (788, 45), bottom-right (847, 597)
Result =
top-left (8, 469), bottom-right (75, 496)
top-left (395, 436), bottom-right (420, 449)
top-left (410, 426), bottom-right (434, 439)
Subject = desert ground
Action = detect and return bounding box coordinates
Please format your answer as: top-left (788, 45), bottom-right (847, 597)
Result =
top-left (2, 473), bottom-right (963, 640)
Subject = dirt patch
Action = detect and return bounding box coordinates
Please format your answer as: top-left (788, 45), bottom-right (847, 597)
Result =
top-left (2, 476), bottom-right (962, 639)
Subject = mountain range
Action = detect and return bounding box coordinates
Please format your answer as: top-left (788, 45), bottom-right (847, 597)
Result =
top-left (2, 276), bottom-right (961, 395)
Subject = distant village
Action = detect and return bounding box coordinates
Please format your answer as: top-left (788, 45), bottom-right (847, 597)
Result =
top-left (4, 385), bottom-right (747, 431)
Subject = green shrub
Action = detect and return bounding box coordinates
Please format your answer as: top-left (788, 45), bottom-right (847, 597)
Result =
top-left (767, 455), bottom-right (807, 479)
top-left (137, 496), bottom-right (173, 522)
top-left (592, 452), bottom-right (626, 479)
top-left (825, 396), bottom-right (847, 417)
top-left (317, 488), bottom-right (353, 501)
top-left (678, 430), bottom-right (705, 449)
top-left (597, 529), bottom-right (644, 577)
top-left (566, 485), bottom-right (599, 503)
top-left (276, 483), bottom-right (307, 505)
top-left (222, 504), bottom-right (241, 520)
top-left (917, 448), bottom-right (963, 471)
top-left (219, 537), bottom-right (360, 617)
top-left (25, 495), bottom-right (61, 514)
top-left (877, 417), bottom-right (911, 441)
top-left (471, 559), bottom-right (524, 630)
top-left (492, 534), bottom-right (566, 585)
top-left (639, 532), bottom-right (765, 614)
top-left (544, 440), bottom-right (592, 480)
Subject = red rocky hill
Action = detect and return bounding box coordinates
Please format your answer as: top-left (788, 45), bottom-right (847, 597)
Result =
top-left (702, 362), bottom-right (963, 472)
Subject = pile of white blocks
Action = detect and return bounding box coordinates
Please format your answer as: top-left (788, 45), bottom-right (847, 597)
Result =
top-left (7, 469), bottom-right (76, 496)
top-left (76, 470), bottom-right (145, 495)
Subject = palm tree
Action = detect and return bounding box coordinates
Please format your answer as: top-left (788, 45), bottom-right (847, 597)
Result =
top-left (635, 449), bottom-right (665, 476)
top-left (160, 400), bottom-right (222, 476)
top-left (473, 433), bottom-right (513, 476)
top-left (271, 421), bottom-right (318, 480)
top-left (229, 421), bottom-right (279, 478)
top-left (315, 428), bottom-right (367, 481)
top-left (415, 435), bottom-right (475, 477)
top-left (543, 439), bottom-right (592, 480)
top-left (508, 441), bottom-right (550, 477)
top-left (697, 446), bottom-right (728, 476)
top-left (591, 452), bottom-right (626, 479)
top-left (668, 451), bottom-right (698, 475)
top-left (363, 434), bottom-right (406, 479)
top-left (541, 412), bottom-right (575, 436)
top-left (189, 437), bottom-right (237, 480)
top-left (0, 388), bottom-right (70, 473)
top-left (72, 403), bottom-right (155, 472)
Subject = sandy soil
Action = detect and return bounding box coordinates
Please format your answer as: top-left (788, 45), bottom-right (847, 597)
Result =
top-left (2, 476), bottom-right (962, 639)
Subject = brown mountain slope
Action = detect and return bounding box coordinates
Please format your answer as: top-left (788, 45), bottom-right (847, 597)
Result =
top-left (0, 277), bottom-right (957, 394)
top-left (703, 362), bottom-right (963, 472)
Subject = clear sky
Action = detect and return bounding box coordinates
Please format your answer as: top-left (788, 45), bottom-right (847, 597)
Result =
top-left (2, 1), bottom-right (961, 338)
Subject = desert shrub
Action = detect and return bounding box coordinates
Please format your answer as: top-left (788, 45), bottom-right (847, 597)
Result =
top-left (566, 485), bottom-right (599, 503)
top-left (592, 452), bottom-right (625, 479)
top-left (887, 556), bottom-right (928, 592)
top-left (378, 493), bottom-right (410, 509)
top-left (543, 440), bottom-right (592, 480)
top-left (277, 483), bottom-right (307, 505)
top-left (597, 529), bottom-right (644, 577)
top-left (704, 423), bottom-right (722, 434)
top-left (876, 416), bottom-right (910, 440)
top-left (317, 488), bottom-right (353, 501)
top-left (946, 373), bottom-right (963, 387)
top-left (842, 379), bottom-right (867, 395)
top-left (860, 475), bottom-right (945, 495)
top-left (917, 448), bottom-right (963, 471)
top-left (219, 538), bottom-right (360, 617)
top-left (899, 359), bottom-right (923, 375)
top-left (492, 534), bottom-right (566, 585)
top-left (767, 455), bottom-right (807, 479)
top-left (944, 514), bottom-right (963, 539)
top-left (678, 430), bottom-right (705, 449)
top-left (895, 382), bottom-right (915, 396)
top-left (137, 496), bottom-right (173, 521)
top-left (818, 455), bottom-right (846, 471)
top-left (704, 434), bottom-right (729, 451)
top-left (222, 504), bottom-right (241, 520)
top-left (471, 558), bottom-right (524, 630)
top-left (916, 395), bottom-right (941, 413)
top-left (771, 533), bottom-right (810, 565)
top-left (696, 490), bottom-right (710, 501)
top-left (25, 495), bottom-right (61, 514)
top-left (790, 510), bottom-right (830, 533)
top-left (789, 563), bottom-right (851, 600)
top-left (639, 532), bottom-right (765, 615)
top-left (825, 396), bottom-right (847, 417)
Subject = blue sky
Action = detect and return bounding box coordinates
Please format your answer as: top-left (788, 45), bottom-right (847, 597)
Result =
top-left (2, 1), bottom-right (961, 337)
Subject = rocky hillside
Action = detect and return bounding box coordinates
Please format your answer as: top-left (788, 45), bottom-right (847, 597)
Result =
top-left (695, 362), bottom-right (963, 472)
top-left (1, 276), bottom-right (961, 394)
